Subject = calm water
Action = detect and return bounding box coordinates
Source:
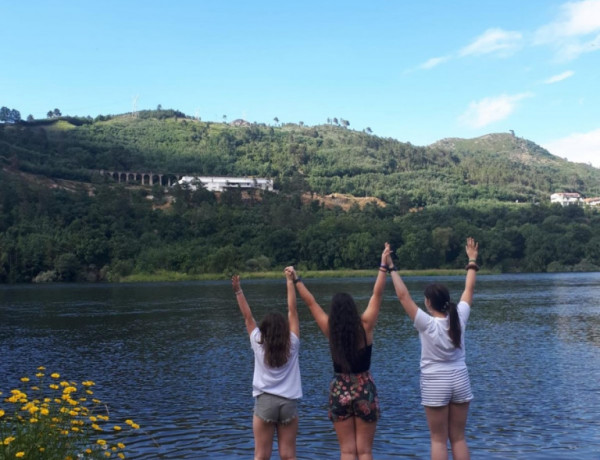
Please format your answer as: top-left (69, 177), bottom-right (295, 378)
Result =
top-left (1, 273), bottom-right (599, 459)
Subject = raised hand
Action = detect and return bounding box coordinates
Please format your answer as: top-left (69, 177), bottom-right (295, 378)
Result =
top-left (231, 274), bottom-right (242, 293)
top-left (465, 237), bottom-right (479, 262)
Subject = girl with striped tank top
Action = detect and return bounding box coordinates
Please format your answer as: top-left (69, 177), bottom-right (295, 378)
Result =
top-left (386, 237), bottom-right (479, 460)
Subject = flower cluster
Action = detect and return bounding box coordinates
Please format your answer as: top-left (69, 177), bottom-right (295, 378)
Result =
top-left (0, 367), bottom-right (140, 459)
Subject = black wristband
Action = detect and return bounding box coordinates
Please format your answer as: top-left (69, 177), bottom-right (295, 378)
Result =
top-left (465, 262), bottom-right (480, 271)
top-left (293, 277), bottom-right (303, 284)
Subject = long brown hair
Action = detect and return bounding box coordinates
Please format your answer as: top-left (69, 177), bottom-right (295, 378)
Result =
top-left (258, 312), bottom-right (291, 368)
top-left (328, 293), bottom-right (367, 373)
top-left (424, 283), bottom-right (461, 348)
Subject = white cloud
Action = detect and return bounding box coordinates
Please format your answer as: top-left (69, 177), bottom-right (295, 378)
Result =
top-left (534, 0), bottom-right (600, 60)
top-left (459, 28), bottom-right (522, 57)
top-left (420, 56), bottom-right (450, 69)
top-left (459, 93), bottom-right (533, 128)
top-left (542, 128), bottom-right (600, 168)
top-left (543, 70), bottom-right (575, 83)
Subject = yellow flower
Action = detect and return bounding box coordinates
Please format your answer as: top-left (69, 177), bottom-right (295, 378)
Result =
top-left (89, 416), bottom-right (97, 422)
top-left (29, 417), bottom-right (39, 423)
top-left (49, 384), bottom-right (59, 390)
top-left (15, 452), bottom-right (25, 458)
top-left (104, 452), bottom-right (111, 457)
top-left (131, 423), bottom-right (140, 430)
top-left (118, 454), bottom-right (125, 459)
top-left (92, 423), bottom-right (103, 431)
top-left (0, 409), bottom-right (4, 417)
top-left (50, 373), bottom-right (60, 379)
top-left (85, 449), bottom-right (92, 454)
top-left (71, 426), bottom-right (80, 432)
top-left (117, 442), bottom-right (125, 449)
top-left (38, 447), bottom-right (45, 452)
top-left (3, 436), bottom-right (16, 445)
top-left (37, 366), bottom-right (46, 370)
top-left (113, 425), bottom-right (122, 431)
top-left (97, 439), bottom-right (107, 446)
top-left (125, 419), bottom-right (134, 426)
top-left (82, 380), bottom-right (95, 387)
top-left (20, 377), bottom-right (30, 383)
top-left (40, 408), bottom-right (49, 416)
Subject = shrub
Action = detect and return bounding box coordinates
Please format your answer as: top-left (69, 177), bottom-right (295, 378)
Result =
top-left (0, 367), bottom-right (140, 459)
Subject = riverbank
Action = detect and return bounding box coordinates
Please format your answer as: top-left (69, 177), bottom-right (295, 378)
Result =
top-left (119, 268), bottom-right (492, 283)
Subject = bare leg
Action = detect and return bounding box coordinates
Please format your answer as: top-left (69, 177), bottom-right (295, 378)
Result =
top-left (448, 402), bottom-right (470, 460)
top-left (333, 417), bottom-right (358, 460)
top-left (424, 406), bottom-right (450, 460)
top-left (253, 415), bottom-right (276, 460)
top-left (355, 418), bottom-right (377, 460)
top-left (276, 416), bottom-right (298, 460)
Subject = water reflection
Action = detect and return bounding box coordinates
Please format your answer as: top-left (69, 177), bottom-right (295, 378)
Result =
top-left (1, 273), bottom-right (599, 459)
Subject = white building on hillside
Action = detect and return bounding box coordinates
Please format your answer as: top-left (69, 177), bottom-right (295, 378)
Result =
top-left (550, 192), bottom-right (582, 206)
top-left (176, 176), bottom-right (274, 192)
top-left (583, 197), bottom-right (600, 207)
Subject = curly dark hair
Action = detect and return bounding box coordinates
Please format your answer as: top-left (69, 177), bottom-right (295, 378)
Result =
top-left (424, 283), bottom-right (461, 348)
top-left (258, 311), bottom-right (291, 368)
top-left (328, 292), bottom-right (367, 373)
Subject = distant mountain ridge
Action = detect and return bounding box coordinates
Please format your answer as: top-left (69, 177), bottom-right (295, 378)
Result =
top-left (1, 111), bottom-right (599, 207)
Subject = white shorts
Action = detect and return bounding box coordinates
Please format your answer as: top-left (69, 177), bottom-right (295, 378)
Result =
top-left (420, 367), bottom-right (473, 407)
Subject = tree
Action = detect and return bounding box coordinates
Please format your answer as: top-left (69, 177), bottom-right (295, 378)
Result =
top-left (53, 108), bottom-right (62, 117)
top-left (10, 109), bottom-right (21, 122)
top-left (47, 110), bottom-right (54, 118)
top-left (27, 114), bottom-right (35, 122)
top-left (0, 106), bottom-right (10, 122)
top-left (273, 117), bottom-right (279, 125)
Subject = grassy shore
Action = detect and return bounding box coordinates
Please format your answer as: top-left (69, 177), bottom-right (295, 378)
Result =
top-left (120, 268), bottom-right (488, 283)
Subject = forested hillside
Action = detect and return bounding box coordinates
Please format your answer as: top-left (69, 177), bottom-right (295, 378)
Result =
top-left (1, 109), bottom-right (599, 282)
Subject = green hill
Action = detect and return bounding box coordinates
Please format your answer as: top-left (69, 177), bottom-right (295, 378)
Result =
top-left (2, 111), bottom-right (599, 207)
top-left (1, 110), bottom-right (600, 283)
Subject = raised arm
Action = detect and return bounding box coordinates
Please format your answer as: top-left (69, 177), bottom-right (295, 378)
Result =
top-left (386, 248), bottom-right (420, 321)
top-left (286, 266), bottom-right (330, 338)
top-left (284, 268), bottom-right (300, 338)
top-left (361, 242), bottom-right (390, 335)
top-left (460, 237), bottom-right (479, 306)
top-left (232, 275), bottom-right (257, 336)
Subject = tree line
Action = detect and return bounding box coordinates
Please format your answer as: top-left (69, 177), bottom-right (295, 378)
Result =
top-left (0, 170), bottom-right (599, 283)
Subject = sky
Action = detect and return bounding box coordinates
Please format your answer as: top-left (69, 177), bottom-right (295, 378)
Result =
top-left (3, 0), bottom-right (600, 167)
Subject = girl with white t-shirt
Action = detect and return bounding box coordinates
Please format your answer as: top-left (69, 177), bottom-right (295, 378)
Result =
top-left (233, 271), bottom-right (302, 460)
top-left (386, 237), bottom-right (479, 460)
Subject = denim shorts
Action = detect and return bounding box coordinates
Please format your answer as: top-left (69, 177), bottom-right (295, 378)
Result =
top-left (254, 393), bottom-right (298, 425)
top-left (328, 371), bottom-right (380, 423)
top-left (420, 367), bottom-right (473, 407)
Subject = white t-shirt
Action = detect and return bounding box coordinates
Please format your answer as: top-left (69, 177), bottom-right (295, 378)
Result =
top-left (413, 300), bottom-right (470, 374)
top-left (250, 327), bottom-right (302, 399)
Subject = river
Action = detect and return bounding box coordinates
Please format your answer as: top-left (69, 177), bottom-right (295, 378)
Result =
top-left (1, 273), bottom-right (599, 459)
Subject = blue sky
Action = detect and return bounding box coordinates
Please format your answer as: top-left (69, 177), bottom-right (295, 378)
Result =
top-left (4, 0), bottom-right (600, 167)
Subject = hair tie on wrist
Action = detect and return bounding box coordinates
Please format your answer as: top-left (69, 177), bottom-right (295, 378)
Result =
top-left (235, 290), bottom-right (243, 295)
top-left (293, 277), bottom-right (303, 285)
